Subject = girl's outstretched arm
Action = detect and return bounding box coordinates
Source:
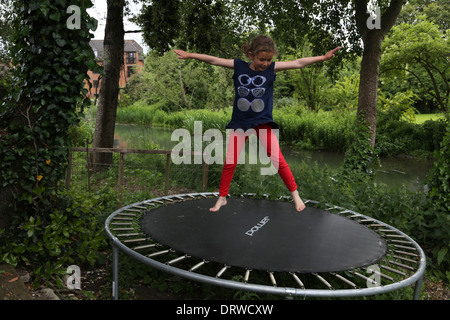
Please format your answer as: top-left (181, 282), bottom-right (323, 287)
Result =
top-left (174, 49), bottom-right (234, 69)
top-left (275, 47), bottom-right (341, 72)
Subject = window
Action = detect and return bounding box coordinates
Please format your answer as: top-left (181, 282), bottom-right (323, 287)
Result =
top-left (127, 66), bottom-right (135, 78)
top-left (126, 52), bottom-right (136, 64)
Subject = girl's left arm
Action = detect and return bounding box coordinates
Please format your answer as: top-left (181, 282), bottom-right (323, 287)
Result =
top-left (275, 47), bottom-right (341, 72)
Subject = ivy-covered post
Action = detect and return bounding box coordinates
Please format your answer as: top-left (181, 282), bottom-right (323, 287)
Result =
top-left (0, 0), bottom-right (99, 230)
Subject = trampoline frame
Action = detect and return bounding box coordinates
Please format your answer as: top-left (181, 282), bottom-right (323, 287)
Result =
top-left (105, 192), bottom-right (426, 300)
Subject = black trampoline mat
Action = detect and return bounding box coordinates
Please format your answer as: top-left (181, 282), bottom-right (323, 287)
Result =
top-left (141, 198), bottom-right (387, 273)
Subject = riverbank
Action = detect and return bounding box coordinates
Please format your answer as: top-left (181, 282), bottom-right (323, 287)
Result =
top-left (107, 103), bottom-right (447, 158)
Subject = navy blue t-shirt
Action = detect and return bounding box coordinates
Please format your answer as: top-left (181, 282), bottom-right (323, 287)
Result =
top-left (226, 59), bottom-right (278, 130)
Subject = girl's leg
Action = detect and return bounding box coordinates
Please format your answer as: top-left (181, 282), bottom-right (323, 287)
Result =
top-left (210, 130), bottom-right (248, 212)
top-left (256, 124), bottom-right (305, 212)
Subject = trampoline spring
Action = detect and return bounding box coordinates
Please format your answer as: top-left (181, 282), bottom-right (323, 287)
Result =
top-left (162, 197), bottom-right (174, 202)
top-left (123, 208), bottom-right (141, 213)
top-left (111, 222), bottom-right (132, 226)
top-left (152, 200), bottom-right (165, 204)
top-left (391, 239), bottom-right (414, 245)
top-left (351, 271), bottom-right (380, 287)
top-left (388, 260), bottom-right (415, 272)
top-left (132, 205), bottom-right (147, 210)
top-left (313, 273), bottom-right (333, 290)
top-left (112, 217), bottom-right (133, 221)
top-left (384, 234), bottom-right (406, 238)
top-left (368, 268), bottom-right (395, 282)
top-left (216, 266), bottom-right (229, 278)
top-left (392, 254), bottom-right (418, 265)
top-left (395, 250), bottom-right (419, 258)
top-left (268, 272), bottom-right (277, 287)
top-left (380, 265), bottom-right (407, 277)
top-left (116, 233), bottom-right (141, 238)
top-left (123, 238), bottom-right (147, 243)
top-left (189, 260), bottom-right (207, 272)
top-left (166, 254), bottom-right (190, 265)
top-left (393, 244), bottom-right (417, 251)
top-left (290, 273), bottom-right (305, 289)
top-left (110, 228), bottom-right (133, 231)
top-left (244, 270), bottom-right (251, 283)
top-left (117, 213), bottom-right (137, 217)
top-left (133, 243), bottom-right (157, 251)
top-left (367, 224), bottom-right (385, 228)
top-left (148, 249), bottom-right (172, 258)
top-left (142, 202), bottom-right (156, 206)
top-left (331, 273), bottom-right (357, 289)
top-left (378, 229), bottom-right (397, 233)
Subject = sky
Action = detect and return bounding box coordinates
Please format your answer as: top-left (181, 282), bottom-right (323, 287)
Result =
top-left (87, 0), bottom-right (149, 53)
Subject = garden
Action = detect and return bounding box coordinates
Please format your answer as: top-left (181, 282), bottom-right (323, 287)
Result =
top-left (0, 0), bottom-right (449, 300)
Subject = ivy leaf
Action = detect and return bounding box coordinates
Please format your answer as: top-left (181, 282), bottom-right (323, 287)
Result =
top-left (49, 12), bottom-right (60, 22)
top-left (56, 39), bottom-right (66, 47)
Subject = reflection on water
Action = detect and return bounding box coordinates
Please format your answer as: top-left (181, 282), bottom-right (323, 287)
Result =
top-left (115, 124), bottom-right (434, 191)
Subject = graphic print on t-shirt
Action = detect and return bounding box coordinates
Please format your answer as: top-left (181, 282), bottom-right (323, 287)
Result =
top-left (237, 74), bottom-right (267, 113)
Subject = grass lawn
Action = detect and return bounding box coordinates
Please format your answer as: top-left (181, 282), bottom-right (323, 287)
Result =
top-left (414, 113), bottom-right (446, 124)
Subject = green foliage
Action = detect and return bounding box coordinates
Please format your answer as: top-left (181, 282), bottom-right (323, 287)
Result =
top-left (343, 121), bottom-right (379, 177)
top-left (424, 117), bottom-right (450, 273)
top-left (0, 0), bottom-right (104, 284)
top-left (1, 188), bottom-right (107, 286)
top-left (381, 17), bottom-right (450, 113)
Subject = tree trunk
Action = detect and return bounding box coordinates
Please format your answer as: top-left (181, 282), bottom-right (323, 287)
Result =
top-left (356, 33), bottom-right (383, 147)
top-left (354, 0), bottom-right (404, 148)
top-left (92, 0), bottom-right (125, 169)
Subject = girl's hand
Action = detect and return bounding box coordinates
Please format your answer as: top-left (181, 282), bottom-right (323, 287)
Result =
top-left (323, 47), bottom-right (342, 61)
top-left (174, 49), bottom-right (190, 59)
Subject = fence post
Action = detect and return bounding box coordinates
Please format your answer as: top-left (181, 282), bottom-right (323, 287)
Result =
top-left (202, 154), bottom-right (209, 192)
top-left (65, 151), bottom-right (72, 188)
top-left (118, 152), bottom-right (125, 208)
top-left (165, 153), bottom-right (171, 195)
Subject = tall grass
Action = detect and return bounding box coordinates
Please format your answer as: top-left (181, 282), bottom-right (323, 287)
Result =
top-left (115, 102), bottom-right (356, 152)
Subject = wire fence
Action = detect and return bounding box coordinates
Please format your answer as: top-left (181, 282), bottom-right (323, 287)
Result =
top-left (66, 147), bottom-right (211, 208)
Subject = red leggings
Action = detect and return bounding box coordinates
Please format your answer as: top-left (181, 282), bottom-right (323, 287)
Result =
top-left (219, 124), bottom-right (297, 197)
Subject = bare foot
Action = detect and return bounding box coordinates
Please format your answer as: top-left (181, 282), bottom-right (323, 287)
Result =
top-left (291, 190), bottom-right (306, 212)
top-left (209, 196), bottom-right (227, 212)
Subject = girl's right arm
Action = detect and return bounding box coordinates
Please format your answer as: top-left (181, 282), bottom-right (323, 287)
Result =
top-left (174, 49), bottom-right (234, 69)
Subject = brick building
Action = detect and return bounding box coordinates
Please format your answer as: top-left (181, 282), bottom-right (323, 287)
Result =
top-left (86, 39), bottom-right (145, 100)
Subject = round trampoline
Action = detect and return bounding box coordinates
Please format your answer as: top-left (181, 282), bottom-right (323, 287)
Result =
top-left (105, 192), bottom-right (426, 300)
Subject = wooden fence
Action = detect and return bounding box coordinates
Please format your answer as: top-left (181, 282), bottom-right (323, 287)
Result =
top-left (66, 147), bottom-right (209, 207)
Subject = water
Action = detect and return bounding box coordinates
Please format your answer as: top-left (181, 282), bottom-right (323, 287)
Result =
top-left (114, 124), bottom-right (434, 191)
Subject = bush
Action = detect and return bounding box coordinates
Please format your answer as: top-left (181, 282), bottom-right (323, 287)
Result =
top-left (0, 188), bottom-right (108, 287)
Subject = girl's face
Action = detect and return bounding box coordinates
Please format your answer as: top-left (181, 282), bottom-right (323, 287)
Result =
top-left (249, 51), bottom-right (274, 72)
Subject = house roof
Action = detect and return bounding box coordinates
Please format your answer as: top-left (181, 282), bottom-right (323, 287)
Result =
top-left (89, 39), bottom-right (145, 62)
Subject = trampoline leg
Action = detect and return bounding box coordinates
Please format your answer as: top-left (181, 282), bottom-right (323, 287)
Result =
top-left (413, 275), bottom-right (424, 300)
top-left (112, 243), bottom-right (119, 300)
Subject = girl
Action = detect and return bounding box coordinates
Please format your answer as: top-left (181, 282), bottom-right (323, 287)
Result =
top-left (174, 35), bottom-right (341, 213)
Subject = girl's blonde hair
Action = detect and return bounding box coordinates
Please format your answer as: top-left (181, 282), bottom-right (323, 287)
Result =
top-left (242, 35), bottom-right (278, 57)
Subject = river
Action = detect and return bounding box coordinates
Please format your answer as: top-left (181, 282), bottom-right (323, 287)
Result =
top-left (114, 124), bottom-right (434, 191)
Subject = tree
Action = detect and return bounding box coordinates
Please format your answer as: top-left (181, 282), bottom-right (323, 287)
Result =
top-left (353, 0), bottom-right (403, 148)
top-left (0, 0), bottom-right (97, 229)
top-left (91, 0), bottom-right (125, 169)
top-left (381, 18), bottom-right (449, 113)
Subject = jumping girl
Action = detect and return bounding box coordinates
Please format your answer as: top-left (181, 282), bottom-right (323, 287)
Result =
top-left (174, 35), bottom-right (341, 213)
